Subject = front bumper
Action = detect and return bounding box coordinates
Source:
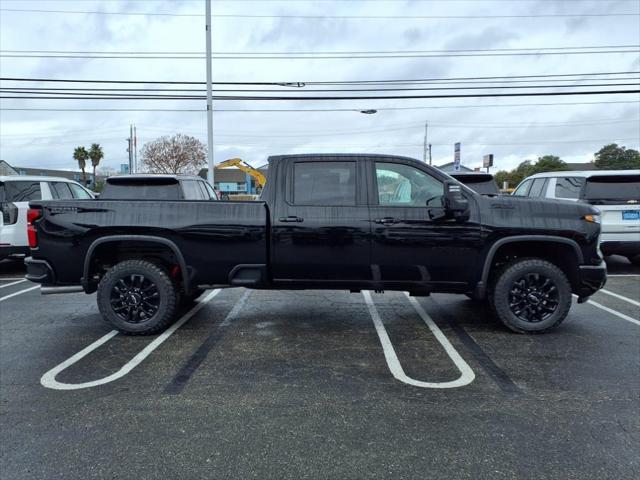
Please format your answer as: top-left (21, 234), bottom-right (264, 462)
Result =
top-left (576, 261), bottom-right (607, 300)
top-left (24, 256), bottom-right (56, 284)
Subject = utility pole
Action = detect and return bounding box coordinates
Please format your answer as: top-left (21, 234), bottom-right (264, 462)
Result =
top-left (133, 125), bottom-right (137, 173)
top-left (127, 124), bottom-right (133, 174)
top-left (422, 121), bottom-right (428, 163)
top-left (428, 143), bottom-right (432, 166)
top-left (205, 0), bottom-right (215, 186)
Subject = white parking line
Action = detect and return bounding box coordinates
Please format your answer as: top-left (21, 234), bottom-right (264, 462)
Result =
top-left (0, 277), bottom-right (28, 282)
top-left (362, 291), bottom-right (475, 389)
top-left (607, 274), bottom-right (640, 277)
top-left (0, 279), bottom-right (27, 289)
top-left (586, 299), bottom-right (640, 327)
top-left (0, 285), bottom-right (39, 302)
top-left (599, 289), bottom-right (640, 308)
top-left (40, 289), bottom-right (221, 390)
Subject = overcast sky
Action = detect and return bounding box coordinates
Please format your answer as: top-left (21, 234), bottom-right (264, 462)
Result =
top-left (1, 0), bottom-right (639, 174)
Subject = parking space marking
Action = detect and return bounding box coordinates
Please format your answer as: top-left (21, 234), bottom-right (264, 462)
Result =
top-left (0, 279), bottom-right (26, 289)
top-left (0, 285), bottom-right (39, 302)
top-left (362, 291), bottom-right (475, 389)
top-left (599, 289), bottom-right (640, 308)
top-left (585, 298), bottom-right (640, 327)
top-left (164, 289), bottom-right (251, 394)
top-left (607, 274), bottom-right (640, 277)
top-left (40, 289), bottom-right (221, 391)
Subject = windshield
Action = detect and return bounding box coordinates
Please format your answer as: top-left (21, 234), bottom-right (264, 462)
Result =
top-left (583, 175), bottom-right (640, 204)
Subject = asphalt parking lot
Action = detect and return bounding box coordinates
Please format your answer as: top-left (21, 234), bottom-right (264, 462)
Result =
top-left (1, 256), bottom-right (638, 480)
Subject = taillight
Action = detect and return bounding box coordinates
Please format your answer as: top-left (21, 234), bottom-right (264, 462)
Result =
top-left (27, 208), bottom-right (41, 248)
top-left (1, 202), bottom-right (19, 225)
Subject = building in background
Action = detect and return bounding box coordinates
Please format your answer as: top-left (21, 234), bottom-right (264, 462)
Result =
top-left (0, 161), bottom-right (99, 187)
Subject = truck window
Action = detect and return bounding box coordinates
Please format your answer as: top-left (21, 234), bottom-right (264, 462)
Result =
top-left (293, 162), bottom-right (356, 205)
top-left (101, 179), bottom-right (182, 200)
top-left (555, 177), bottom-right (584, 199)
top-left (513, 179), bottom-right (532, 196)
top-left (182, 180), bottom-right (205, 200)
top-left (376, 162), bottom-right (443, 206)
top-left (0, 181), bottom-right (42, 202)
top-left (49, 182), bottom-right (73, 199)
top-left (528, 178), bottom-right (547, 197)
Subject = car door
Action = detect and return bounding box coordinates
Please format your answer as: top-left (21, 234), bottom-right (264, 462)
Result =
top-left (368, 159), bottom-right (483, 287)
top-left (271, 157), bottom-right (371, 283)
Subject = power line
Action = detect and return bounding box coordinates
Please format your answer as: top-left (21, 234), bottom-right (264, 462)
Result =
top-left (1, 8), bottom-right (637, 18)
top-left (2, 89), bottom-right (638, 100)
top-left (2, 49), bottom-right (638, 59)
top-left (2, 71), bottom-right (637, 86)
top-left (3, 45), bottom-right (637, 54)
top-left (3, 82), bottom-right (636, 95)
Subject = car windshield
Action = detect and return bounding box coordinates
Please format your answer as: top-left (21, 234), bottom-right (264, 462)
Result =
top-left (583, 175), bottom-right (640, 204)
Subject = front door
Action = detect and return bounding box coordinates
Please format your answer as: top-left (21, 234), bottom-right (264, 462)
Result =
top-left (368, 159), bottom-right (483, 288)
top-left (271, 158), bottom-right (371, 283)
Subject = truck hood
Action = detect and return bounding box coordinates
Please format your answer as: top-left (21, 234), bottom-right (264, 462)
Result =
top-left (484, 194), bottom-right (598, 215)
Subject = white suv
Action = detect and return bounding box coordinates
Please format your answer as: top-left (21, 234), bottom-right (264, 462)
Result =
top-left (0, 176), bottom-right (94, 261)
top-left (513, 170), bottom-right (640, 265)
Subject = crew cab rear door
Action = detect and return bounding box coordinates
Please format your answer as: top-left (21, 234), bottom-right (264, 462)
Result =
top-left (270, 157), bottom-right (371, 282)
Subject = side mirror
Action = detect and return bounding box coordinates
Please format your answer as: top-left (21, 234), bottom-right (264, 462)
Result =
top-left (443, 181), bottom-right (470, 221)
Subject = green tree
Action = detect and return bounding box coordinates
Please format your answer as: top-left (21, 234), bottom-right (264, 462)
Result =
top-left (88, 143), bottom-right (104, 188)
top-left (594, 144), bottom-right (640, 170)
top-left (531, 155), bottom-right (568, 174)
top-left (73, 146), bottom-right (89, 186)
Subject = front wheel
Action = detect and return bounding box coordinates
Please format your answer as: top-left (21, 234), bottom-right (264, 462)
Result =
top-left (491, 258), bottom-right (572, 333)
top-left (97, 259), bottom-right (178, 335)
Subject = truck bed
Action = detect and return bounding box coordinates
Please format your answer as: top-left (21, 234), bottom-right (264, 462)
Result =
top-left (28, 199), bottom-right (268, 287)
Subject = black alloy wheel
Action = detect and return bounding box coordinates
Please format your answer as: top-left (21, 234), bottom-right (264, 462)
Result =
top-left (110, 274), bottom-right (161, 324)
top-left (97, 260), bottom-right (178, 335)
top-left (508, 273), bottom-right (559, 323)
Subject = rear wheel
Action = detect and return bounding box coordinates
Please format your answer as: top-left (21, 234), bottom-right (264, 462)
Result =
top-left (491, 258), bottom-right (572, 333)
top-left (97, 259), bottom-right (177, 335)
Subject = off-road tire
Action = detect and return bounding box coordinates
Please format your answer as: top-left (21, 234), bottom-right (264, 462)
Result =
top-left (97, 259), bottom-right (178, 335)
top-left (491, 258), bottom-right (572, 334)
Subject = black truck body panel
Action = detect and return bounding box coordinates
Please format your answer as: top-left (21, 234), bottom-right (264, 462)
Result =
top-left (26, 154), bottom-right (606, 300)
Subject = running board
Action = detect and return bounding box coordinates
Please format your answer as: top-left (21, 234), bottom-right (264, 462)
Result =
top-left (41, 286), bottom-right (84, 295)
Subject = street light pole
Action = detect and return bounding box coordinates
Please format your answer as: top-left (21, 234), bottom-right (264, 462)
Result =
top-left (422, 121), bottom-right (428, 163)
top-left (205, 0), bottom-right (214, 186)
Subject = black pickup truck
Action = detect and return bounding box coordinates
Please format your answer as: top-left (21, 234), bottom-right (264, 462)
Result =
top-left (25, 154), bottom-right (606, 335)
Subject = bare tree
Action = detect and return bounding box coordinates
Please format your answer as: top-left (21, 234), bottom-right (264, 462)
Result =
top-left (140, 134), bottom-right (206, 174)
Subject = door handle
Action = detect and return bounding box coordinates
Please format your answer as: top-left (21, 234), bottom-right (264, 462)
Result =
top-left (374, 217), bottom-right (399, 225)
top-left (278, 216), bottom-right (304, 223)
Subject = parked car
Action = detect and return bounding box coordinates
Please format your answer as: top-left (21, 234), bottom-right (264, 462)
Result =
top-left (450, 172), bottom-right (500, 196)
top-left (513, 170), bottom-right (640, 265)
top-left (100, 175), bottom-right (219, 200)
top-left (25, 154), bottom-right (606, 335)
top-left (0, 176), bottom-right (93, 261)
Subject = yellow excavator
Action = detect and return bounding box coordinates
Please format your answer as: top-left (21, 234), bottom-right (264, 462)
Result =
top-left (217, 157), bottom-right (267, 189)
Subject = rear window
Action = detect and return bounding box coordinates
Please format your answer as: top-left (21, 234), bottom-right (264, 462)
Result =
top-left (100, 178), bottom-right (182, 200)
top-left (583, 175), bottom-right (640, 204)
top-left (453, 175), bottom-right (499, 195)
top-left (0, 181), bottom-right (42, 202)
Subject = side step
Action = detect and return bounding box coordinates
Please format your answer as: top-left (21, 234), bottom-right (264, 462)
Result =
top-left (41, 286), bottom-right (84, 295)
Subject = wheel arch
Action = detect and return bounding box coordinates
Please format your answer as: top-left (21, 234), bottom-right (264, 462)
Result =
top-left (83, 235), bottom-right (190, 294)
top-left (476, 235), bottom-right (583, 297)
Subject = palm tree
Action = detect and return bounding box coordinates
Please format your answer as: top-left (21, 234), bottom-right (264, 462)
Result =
top-left (73, 146), bottom-right (89, 186)
top-left (88, 143), bottom-right (104, 187)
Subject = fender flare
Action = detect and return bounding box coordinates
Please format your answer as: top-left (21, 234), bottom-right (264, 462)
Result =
top-left (476, 235), bottom-right (583, 296)
top-left (82, 235), bottom-right (191, 293)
